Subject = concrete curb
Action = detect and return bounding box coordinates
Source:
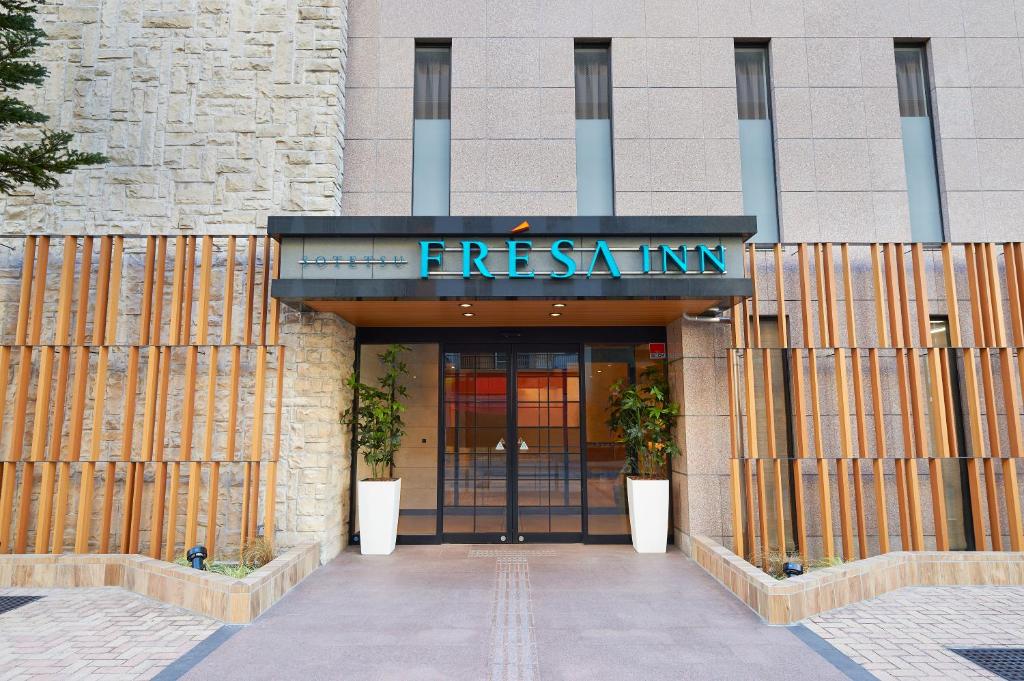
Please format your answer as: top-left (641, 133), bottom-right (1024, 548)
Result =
top-left (0, 542), bottom-right (320, 623)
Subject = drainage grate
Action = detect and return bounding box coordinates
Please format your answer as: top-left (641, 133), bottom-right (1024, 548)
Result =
top-left (0, 595), bottom-right (42, 615)
top-left (951, 648), bottom-right (1024, 680)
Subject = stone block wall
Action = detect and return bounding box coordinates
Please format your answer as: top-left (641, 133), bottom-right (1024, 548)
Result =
top-left (0, 0), bottom-right (357, 563)
top-left (0, 0), bottom-right (348, 234)
top-left (277, 308), bottom-right (355, 563)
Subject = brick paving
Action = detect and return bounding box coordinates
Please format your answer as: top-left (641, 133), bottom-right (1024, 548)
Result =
top-left (6, 559), bottom-right (1024, 680)
top-left (0, 587), bottom-right (221, 681)
top-left (804, 585), bottom-right (1024, 680)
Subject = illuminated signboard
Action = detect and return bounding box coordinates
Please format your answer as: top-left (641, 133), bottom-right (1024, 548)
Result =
top-left (417, 239), bottom-right (726, 279)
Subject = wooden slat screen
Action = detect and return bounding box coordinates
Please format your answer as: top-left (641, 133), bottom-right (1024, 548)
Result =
top-left (729, 242), bottom-right (1024, 567)
top-left (0, 235), bottom-right (282, 560)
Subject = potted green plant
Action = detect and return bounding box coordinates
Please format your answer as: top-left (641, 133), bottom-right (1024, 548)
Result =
top-left (607, 366), bottom-right (680, 553)
top-left (343, 344), bottom-right (410, 555)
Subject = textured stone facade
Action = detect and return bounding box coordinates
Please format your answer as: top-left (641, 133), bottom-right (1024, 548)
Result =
top-left (0, 0), bottom-right (357, 563)
top-left (276, 309), bottom-right (354, 562)
top-left (0, 0), bottom-right (348, 234)
top-left (0, 0), bottom-right (358, 561)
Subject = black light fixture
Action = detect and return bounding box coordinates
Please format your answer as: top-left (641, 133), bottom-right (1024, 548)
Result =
top-left (187, 545), bottom-right (208, 570)
top-left (782, 561), bottom-right (804, 577)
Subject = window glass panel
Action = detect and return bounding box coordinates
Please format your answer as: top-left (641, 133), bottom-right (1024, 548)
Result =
top-left (574, 47), bottom-right (610, 120)
top-left (575, 44), bottom-right (613, 215)
top-left (735, 47), bottom-right (769, 120)
top-left (895, 47), bottom-right (929, 117)
top-left (929, 316), bottom-right (972, 550)
top-left (748, 317), bottom-right (795, 551)
top-left (354, 344), bottom-right (440, 537)
top-left (584, 344), bottom-right (665, 536)
top-left (896, 44), bottom-right (943, 241)
top-left (414, 46), bottom-right (451, 120)
top-left (735, 45), bottom-right (779, 242)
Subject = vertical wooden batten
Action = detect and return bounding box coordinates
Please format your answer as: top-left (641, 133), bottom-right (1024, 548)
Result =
top-left (729, 242), bottom-right (1024, 569)
top-left (0, 235), bottom-right (281, 562)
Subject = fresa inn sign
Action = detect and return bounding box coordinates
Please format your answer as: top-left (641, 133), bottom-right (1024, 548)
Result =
top-left (270, 216), bottom-right (753, 300)
top-left (416, 239), bottom-right (727, 279)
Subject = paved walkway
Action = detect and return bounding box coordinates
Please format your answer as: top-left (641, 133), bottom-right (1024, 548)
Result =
top-left (0, 587), bottom-right (221, 680)
top-left (6, 548), bottom-right (1024, 680)
top-left (181, 545), bottom-right (848, 681)
top-left (804, 585), bottom-right (1024, 680)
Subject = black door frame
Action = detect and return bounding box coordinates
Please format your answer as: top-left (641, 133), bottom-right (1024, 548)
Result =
top-left (440, 342), bottom-right (586, 544)
top-left (350, 326), bottom-right (667, 546)
top-left (440, 342), bottom-right (515, 544)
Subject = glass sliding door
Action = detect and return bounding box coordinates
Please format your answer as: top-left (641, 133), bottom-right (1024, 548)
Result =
top-left (514, 349), bottom-right (583, 538)
top-left (442, 348), bottom-right (510, 539)
top-left (440, 345), bottom-right (584, 542)
top-left (352, 333), bottom-right (668, 544)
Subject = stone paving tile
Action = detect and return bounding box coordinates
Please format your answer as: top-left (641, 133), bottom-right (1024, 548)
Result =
top-left (184, 545), bottom-right (849, 681)
top-left (0, 587), bottom-right (221, 681)
top-left (804, 585), bottom-right (1024, 681)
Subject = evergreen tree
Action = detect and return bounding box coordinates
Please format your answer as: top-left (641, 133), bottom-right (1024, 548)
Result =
top-left (0, 0), bottom-right (105, 194)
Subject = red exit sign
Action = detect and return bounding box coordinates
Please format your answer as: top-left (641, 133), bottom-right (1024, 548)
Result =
top-left (649, 342), bottom-right (666, 359)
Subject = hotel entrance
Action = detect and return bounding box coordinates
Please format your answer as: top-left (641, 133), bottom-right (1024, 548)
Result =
top-left (442, 345), bottom-right (583, 542)
top-left (351, 330), bottom-right (667, 545)
top-left (270, 214), bottom-right (755, 546)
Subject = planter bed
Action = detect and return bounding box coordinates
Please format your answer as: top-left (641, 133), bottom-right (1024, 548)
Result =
top-left (0, 542), bottom-right (319, 624)
top-left (691, 535), bottom-right (1024, 625)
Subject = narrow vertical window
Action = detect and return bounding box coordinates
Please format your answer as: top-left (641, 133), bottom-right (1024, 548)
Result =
top-left (928, 317), bottom-right (974, 550)
top-left (412, 44), bottom-right (451, 216)
top-left (735, 45), bottom-right (780, 243)
top-left (575, 44), bottom-right (613, 216)
top-left (896, 45), bottom-right (943, 242)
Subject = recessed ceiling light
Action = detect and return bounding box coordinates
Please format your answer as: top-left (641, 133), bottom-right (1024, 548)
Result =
top-left (463, 312), bottom-right (475, 317)
top-left (552, 303), bottom-right (566, 308)
top-left (550, 312), bottom-right (561, 317)
top-left (459, 303), bottom-right (472, 308)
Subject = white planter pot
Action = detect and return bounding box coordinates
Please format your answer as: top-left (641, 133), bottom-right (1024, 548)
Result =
top-left (357, 478), bottom-right (401, 555)
top-left (626, 477), bottom-right (669, 553)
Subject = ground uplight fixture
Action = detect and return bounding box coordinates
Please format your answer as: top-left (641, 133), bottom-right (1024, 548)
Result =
top-left (187, 545), bottom-right (208, 570)
top-left (782, 561), bottom-right (804, 577)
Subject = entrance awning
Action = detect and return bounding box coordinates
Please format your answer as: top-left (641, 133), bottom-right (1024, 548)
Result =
top-left (268, 216), bottom-right (754, 326)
